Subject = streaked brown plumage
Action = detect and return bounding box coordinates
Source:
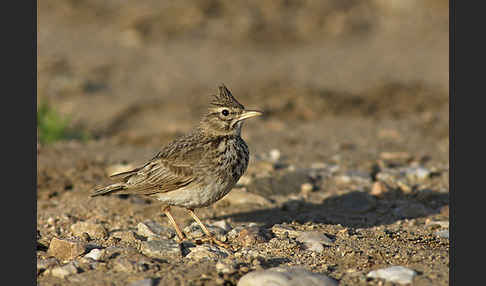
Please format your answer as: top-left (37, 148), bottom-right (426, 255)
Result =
top-left (91, 84), bottom-right (262, 248)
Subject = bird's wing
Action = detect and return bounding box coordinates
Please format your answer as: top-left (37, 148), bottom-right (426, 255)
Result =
top-left (107, 132), bottom-right (207, 195)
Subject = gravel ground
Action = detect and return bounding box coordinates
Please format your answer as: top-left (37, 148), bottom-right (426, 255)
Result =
top-left (37, 1), bottom-right (449, 285)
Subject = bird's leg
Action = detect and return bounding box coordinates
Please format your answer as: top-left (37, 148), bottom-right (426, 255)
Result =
top-left (163, 206), bottom-right (186, 242)
top-left (187, 209), bottom-right (232, 249)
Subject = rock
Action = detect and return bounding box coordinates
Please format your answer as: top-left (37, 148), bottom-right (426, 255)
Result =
top-left (237, 227), bottom-right (267, 247)
top-left (137, 221), bottom-right (175, 240)
top-left (112, 257), bottom-right (138, 273)
top-left (50, 262), bottom-right (79, 279)
top-left (128, 278), bottom-right (155, 286)
top-left (183, 222), bottom-right (227, 241)
top-left (238, 266), bottom-right (338, 286)
top-left (367, 266), bottom-right (417, 284)
top-left (370, 181), bottom-right (387, 196)
top-left (140, 239), bottom-right (181, 259)
top-left (186, 244), bottom-right (229, 261)
top-left (211, 220), bottom-right (233, 232)
top-left (70, 221), bottom-right (108, 239)
top-left (435, 229), bottom-right (449, 239)
top-left (47, 237), bottom-right (87, 260)
top-left (296, 232), bottom-right (334, 252)
top-left (111, 230), bottom-right (139, 243)
top-left (269, 149), bottom-right (281, 162)
top-left (300, 183), bottom-right (314, 195)
top-left (220, 188), bottom-right (272, 206)
top-left (227, 226), bottom-right (244, 241)
top-left (84, 248), bottom-right (103, 261)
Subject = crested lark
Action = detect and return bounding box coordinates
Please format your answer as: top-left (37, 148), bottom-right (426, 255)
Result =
top-left (91, 84), bottom-right (262, 248)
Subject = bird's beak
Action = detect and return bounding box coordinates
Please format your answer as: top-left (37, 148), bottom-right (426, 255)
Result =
top-left (237, 110), bottom-right (263, 121)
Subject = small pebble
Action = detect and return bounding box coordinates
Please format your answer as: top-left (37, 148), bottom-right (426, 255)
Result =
top-left (140, 239), bottom-right (181, 259)
top-left (84, 248), bottom-right (103, 261)
top-left (296, 232), bottom-right (334, 252)
top-left (186, 244), bottom-right (229, 261)
top-left (370, 181), bottom-right (387, 195)
top-left (367, 266), bottom-right (416, 285)
top-left (71, 221), bottom-right (108, 239)
top-left (237, 227), bottom-right (267, 247)
top-left (50, 262), bottom-right (79, 279)
top-left (300, 183), bottom-right (314, 194)
top-left (47, 237), bottom-right (87, 260)
top-left (183, 222), bottom-right (226, 241)
top-left (269, 149), bottom-right (281, 162)
top-left (137, 221), bottom-right (175, 240)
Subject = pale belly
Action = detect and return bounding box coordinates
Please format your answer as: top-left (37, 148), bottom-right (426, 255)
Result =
top-left (150, 179), bottom-right (236, 209)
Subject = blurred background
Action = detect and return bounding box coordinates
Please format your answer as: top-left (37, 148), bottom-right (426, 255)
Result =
top-left (37, 0), bottom-right (448, 164)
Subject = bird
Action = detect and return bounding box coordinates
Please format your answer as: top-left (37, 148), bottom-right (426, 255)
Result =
top-left (91, 84), bottom-right (262, 248)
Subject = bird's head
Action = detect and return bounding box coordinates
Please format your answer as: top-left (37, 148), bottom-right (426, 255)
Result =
top-left (200, 84), bottom-right (262, 136)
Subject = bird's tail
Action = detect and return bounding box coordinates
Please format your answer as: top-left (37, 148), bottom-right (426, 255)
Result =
top-left (90, 183), bottom-right (126, 197)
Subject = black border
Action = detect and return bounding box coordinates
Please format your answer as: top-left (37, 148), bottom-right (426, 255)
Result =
top-left (34, 0), bottom-right (38, 283)
top-left (4, 0), bottom-right (37, 285)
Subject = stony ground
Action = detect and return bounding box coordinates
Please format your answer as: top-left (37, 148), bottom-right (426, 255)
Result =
top-left (37, 1), bottom-right (449, 285)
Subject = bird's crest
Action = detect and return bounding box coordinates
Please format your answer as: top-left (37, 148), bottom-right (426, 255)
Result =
top-left (211, 84), bottom-right (244, 109)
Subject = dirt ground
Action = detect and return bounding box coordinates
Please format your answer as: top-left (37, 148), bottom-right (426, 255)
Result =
top-left (37, 1), bottom-right (449, 285)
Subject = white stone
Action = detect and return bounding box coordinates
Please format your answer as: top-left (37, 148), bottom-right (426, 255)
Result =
top-left (367, 266), bottom-right (417, 284)
top-left (84, 248), bottom-right (103, 261)
top-left (296, 232), bottom-right (334, 253)
top-left (269, 149), bottom-right (281, 162)
top-left (238, 266), bottom-right (337, 286)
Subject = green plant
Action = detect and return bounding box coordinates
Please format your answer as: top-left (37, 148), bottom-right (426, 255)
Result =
top-left (37, 101), bottom-right (90, 144)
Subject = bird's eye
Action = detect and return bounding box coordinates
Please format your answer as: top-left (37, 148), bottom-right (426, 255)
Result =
top-left (221, 109), bottom-right (229, 116)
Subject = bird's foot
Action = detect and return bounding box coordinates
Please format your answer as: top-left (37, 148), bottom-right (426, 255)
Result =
top-left (195, 235), bottom-right (234, 251)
